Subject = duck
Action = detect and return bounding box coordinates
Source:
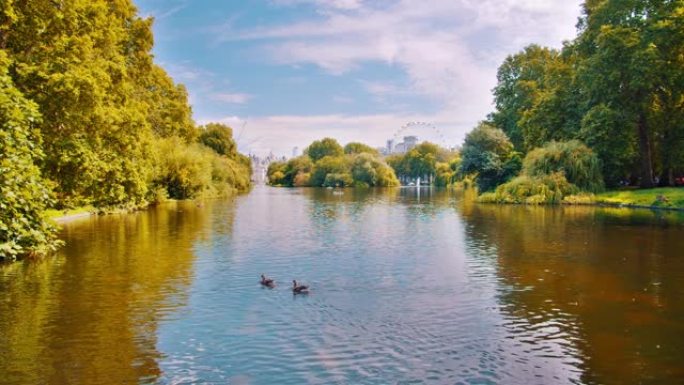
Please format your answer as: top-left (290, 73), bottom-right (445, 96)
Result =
top-left (260, 274), bottom-right (275, 287)
top-left (292, 280), bottom-right (309, 294)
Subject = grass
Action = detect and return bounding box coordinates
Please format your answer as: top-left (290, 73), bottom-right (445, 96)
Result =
top-left (45, 206), bottom-right (94, 220)
top-left (593, 187), bottom-right (684, 210)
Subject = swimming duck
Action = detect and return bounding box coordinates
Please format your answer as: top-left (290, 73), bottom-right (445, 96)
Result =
top-left (260, 274), bottom-right (275, 287)
top-left (292, 280), bottom-right (309, 294)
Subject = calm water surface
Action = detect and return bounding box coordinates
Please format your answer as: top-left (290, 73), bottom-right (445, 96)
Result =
top-left (2, 187), bottom-right (684, 385)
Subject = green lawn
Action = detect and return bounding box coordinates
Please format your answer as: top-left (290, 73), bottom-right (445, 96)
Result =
top-left (595, 187), bottom-right (684, 209)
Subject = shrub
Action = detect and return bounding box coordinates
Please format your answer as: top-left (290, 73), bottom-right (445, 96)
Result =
top-left (323, 173), bottom-right (354, 187)
top-left (152, 136), bottom-right (249, 199)
top-left (293, 172), bottom-right (311, 187)
top-left (523, 140), bottom-right (604, 192)
top-left (478, 172), bottom-right (580, 204)
top-left (269, 170), bottom-right (286, 186)
top-left (311, 156), bottom-right (349, 186)
top-left (350, 153), bottom-right (399, 187)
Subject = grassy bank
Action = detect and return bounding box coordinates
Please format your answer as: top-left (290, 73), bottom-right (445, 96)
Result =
top-left (593, 187), bottom-right (684, 210)
top-left (45, 206), bottom-right (95, 220)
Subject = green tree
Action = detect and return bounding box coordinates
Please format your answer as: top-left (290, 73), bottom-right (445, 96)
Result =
top-left (405, 142), bottom-right (440, 179)
top-left (3, 0), bottom-right (156, 207)
top-left (575, 0), bottom-right (683, 187)
top-left (305, 138), bottom-right (344, 162)
top-left (434, 157), bottom-right (461, 187)
top-left (198, 123), bottom-right (237, 157)
top-left (490, 44), bottom-right (585, 152)
top-left (0, 51), bottom-right (58, 259)
top-left (143, 66), bottom-right (197, 142)
top-left (350, 153), bottom-right (399, 187)
top-left (344, 142), bottom-right (379, 156)
top-left (579, 104), bottom-right (636, 186)
top-left (490, 45), bottom-right (560, 150)
top-left (267, 161), bottom-right (287, 186)
top-left (267, 156), bottom-right (314, 187)
top-left (460, 123), bottom-right (521, 192)
top-left (310, 156), bottom-right (349, 187)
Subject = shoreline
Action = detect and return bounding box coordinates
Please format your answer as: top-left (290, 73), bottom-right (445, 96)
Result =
top-left (476, 200), bottom-right (684, 212)
top-left (51, 212), bottom-right (95, 223)
top-left (475, 186), bottom-right (684, 212)
top-left (564, 201), bottom-right (684, 212)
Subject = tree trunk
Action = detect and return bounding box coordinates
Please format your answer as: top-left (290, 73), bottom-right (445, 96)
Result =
top-left (637, 113), bottom-right (654, 188)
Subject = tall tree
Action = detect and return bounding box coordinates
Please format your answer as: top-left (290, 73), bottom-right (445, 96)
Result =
top-left (305, 138), bottom-right (344, 162)
top-left (0, 51), bottom-right (58, 259)
top-left (460, 123), bottom-right (521, 192)
top-left (490, 45), bottom-right (561, 150)
top-left (575, 0), bottom-right (682, 187)
top-left (2, 0), bottom-right (155, 206)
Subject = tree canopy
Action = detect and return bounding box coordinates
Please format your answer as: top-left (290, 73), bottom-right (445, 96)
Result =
top-left (344, 142), bottom-right (379, 156)
top-left (0, 0), bottom-right (251, 259)
top-left (481, 0), bottom-right (684, 190)
top-left (460, 123), bottom-right (521, 192)
top-left (268, 139), bottom-right (399, 188)
top-left (305, 138), bottom-right (344, 162)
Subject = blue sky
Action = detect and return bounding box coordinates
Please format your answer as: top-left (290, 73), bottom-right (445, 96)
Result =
top-left (134, 0), bottom-right (583, 156)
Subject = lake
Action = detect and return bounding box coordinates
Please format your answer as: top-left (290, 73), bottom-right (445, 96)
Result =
top-left (1, 187), bottom-right (684, 385)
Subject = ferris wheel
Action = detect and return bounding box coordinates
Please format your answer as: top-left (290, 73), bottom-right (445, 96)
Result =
top-left (392, 121), bottom-right (448, 148)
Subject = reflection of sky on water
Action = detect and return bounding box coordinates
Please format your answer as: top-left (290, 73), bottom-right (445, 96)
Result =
top-left (155, 187), bottom-right (587, 384)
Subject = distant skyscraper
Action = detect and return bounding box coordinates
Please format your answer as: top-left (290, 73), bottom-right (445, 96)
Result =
top-left (394, 142), bottom-right (406, 153)
top-left (404, 136), bottom-right (418, 151)
top-left (386, 139), bottom-right (394, 154)
top-left (292, 146), bottom-right (300, 158)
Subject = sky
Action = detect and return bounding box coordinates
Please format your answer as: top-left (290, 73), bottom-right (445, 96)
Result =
top-left (134, 0), bottom-right (584, 157)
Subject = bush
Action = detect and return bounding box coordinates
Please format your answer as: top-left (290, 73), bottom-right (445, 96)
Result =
top-left (152, 137), bottom-right (249, 199)
top-left (311, 156), bottom-right (349, 187)
top-left (266, 156), bottom-right (313, 187)
top-left (269, 139), bottom-right (400, 188)
top-left (323, 173), bottom-right (354, 187)
top-left (211, 155), bottom-right (251, 192)
top-left (293, 172), bottom-right (311, 187)
top-left (478, 172), bottom-right (580, 204)
top-left (350, 153), bottom-right (399, 187)
top-left (523, 140), bottom-right (604, 192)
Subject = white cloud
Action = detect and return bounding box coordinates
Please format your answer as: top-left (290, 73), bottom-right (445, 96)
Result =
top-left (220, 0), bottom-right (581, 116)
top-left (202, 111), bottom-right (473, 157)
top-left (205, 0), bottom-right (582, 152)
